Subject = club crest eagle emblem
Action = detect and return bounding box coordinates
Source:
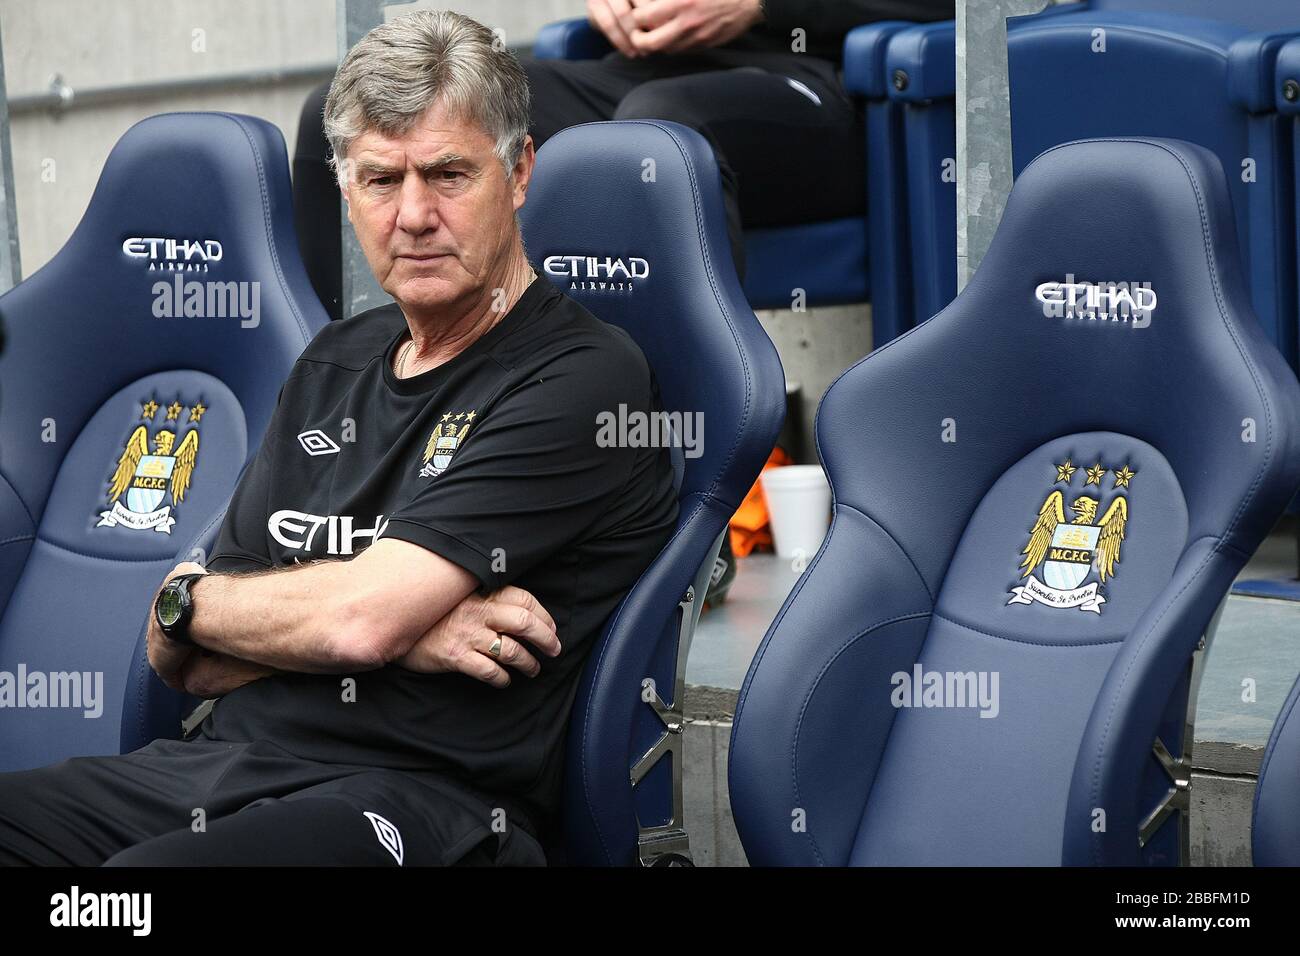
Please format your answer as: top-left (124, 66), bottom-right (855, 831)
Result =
top-left (1007, 459), bottom-right (1133, 614)
top-left (419, 410), bottom-right (476, 478)
top-left (96, 398), bottom-right (206, 534)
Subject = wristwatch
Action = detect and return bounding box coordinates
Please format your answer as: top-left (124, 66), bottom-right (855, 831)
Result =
top-left (154, 572), bottom-right (206, 646)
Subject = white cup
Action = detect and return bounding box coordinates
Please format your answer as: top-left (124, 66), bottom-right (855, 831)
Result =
top-left (759, 465), bottom-right (831, 560)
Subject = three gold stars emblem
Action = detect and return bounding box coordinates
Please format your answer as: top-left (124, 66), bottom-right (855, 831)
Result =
top-left (1055, 459), bottom-right (1135, 489)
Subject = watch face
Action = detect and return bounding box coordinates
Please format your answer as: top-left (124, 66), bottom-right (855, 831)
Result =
top-left (157, 587), bottom-right (185, 628)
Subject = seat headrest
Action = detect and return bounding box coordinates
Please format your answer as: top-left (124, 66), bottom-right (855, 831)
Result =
top-left (0, 111), bottom-right (326, 513)
top-left (820, 137), bottom-right (1300, 570)
top-left (521, 119), bottom-right (784, 509)
top-left (969, 137), bottom-right (1252, 326)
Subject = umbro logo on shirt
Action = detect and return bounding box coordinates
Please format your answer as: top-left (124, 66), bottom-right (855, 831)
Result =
top-left (298, 429), bottom-right (341, 456)
top-left (363, 811), bottom-right (404, 866)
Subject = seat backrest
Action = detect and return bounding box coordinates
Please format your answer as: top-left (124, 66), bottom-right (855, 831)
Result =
top-left (1091, 0), bottom-right (1300, 31)
top-left (730, 138), bottom-right (1300, 865)
top-left (520, 120), bottom-right (785, 865)
top-left (532, 17), bottom-right (613, 61)
top-left (0, 112), bottom-right (327, 770)
top-left (1253, 669), bottom-right (1300, 865)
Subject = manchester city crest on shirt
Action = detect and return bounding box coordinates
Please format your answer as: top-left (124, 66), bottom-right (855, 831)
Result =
top-left (96, 398), bottom-right (205, 534)
top-left (1007, 459), bottom-right (1133, 614)
top-left (419, 410), bottom-right (476, 478)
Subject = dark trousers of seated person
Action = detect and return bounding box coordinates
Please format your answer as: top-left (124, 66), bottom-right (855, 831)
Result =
top-left (521, 48), bottom-right (867, 281)
top-left (0, 737), bottom-right (545, 866)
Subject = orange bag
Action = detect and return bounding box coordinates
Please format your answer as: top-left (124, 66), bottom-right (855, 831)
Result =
top-left (728, 447), bottom-right (792, 557)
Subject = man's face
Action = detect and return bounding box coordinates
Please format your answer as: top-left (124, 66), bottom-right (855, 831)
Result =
top-left (341, 99), bottom-right (534, 317)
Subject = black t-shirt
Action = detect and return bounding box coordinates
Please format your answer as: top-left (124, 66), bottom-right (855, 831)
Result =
top-left (199, 276), bottom-right (678, 835)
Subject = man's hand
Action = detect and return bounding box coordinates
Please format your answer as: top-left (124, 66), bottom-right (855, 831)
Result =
top-left (395, 586), bottom-right (560, 689)
top-left (179, 651), bottom-right (278, 699)
top-left (145, 561), bottom-right (208, 693)
top-left (629, 0), bottom-right (765, 56)
top-left (587, 0), bottom-right (645, 58)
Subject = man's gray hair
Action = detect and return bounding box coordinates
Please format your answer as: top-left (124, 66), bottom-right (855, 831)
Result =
top-left (324, 9), bottom-right (531, 185)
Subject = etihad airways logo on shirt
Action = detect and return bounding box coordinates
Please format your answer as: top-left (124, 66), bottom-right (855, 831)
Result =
top-left (269, 510), bottom-right (389, 555)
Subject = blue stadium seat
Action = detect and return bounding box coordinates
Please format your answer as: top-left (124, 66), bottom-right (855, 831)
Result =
top-left (533, 17), bottom-right (889, 324)
top-left (532, 16), bottom-right (616, 61)
top-left (0, 113), bottom-right (328, 770)
top-left (1090, 0), bottom-right (1300, 33)
top-left (1279, 36), bottom-right (1300, 371)
top-left (842, 21), bottom-right (916, 344)
top-left (729, 138), bottom-right (1300, 865)
top-left (1253, 669), bottom-right (1300, 865)
top-left (520, 120), bottom-right (785, 865)
top-left (885, 9), bottom-right (1300, 368)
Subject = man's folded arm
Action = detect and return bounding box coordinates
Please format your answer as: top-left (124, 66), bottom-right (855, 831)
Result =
top-left (187, 539), bottom-right (479, 673)
top-left (177, 364), bottom-right (483, 673)
top-left (181, 336), bottom-right (654, 677)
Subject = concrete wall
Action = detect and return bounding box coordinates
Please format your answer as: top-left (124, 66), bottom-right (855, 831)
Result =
top-left (758, 303), bottom-right (873, 461)
top-left (0, 0), bottom-right (586, 275)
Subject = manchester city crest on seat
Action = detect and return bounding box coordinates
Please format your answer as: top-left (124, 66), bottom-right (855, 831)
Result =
top-left (96, 398), bottom-right (205, 534)
top-left (418, 410), bottom-right (476, 478)
top-left (1007, 459), bottom-right (1132, 614)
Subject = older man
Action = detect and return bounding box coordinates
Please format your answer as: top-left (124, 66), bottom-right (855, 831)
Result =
top-left (0, 10), bottom-right (677, 867)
